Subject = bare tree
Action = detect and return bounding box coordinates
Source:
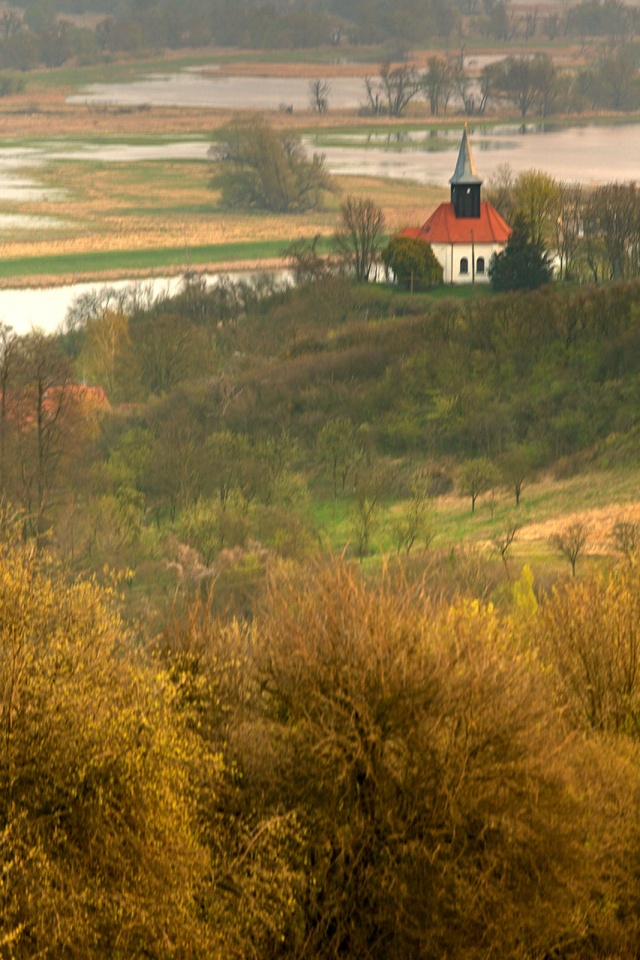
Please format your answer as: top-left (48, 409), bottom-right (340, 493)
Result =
top-left (555, 183), bottom-right (585, 281)
top-left (0, 9), bottom-right (22, 40)
top-left (380, 62), bottom-right (422, 116)
top-left (392, 468), bottom-right (435, 556)
top-left (451, 47), bottom-right (475, 115)
top-left (309, 78), bottom-right (331, 114)
top-left (423, 56), bottom-right (453, 116)
top-left (492, 54), bottom-right (557, 118)
top-left (492, 522), bottom-right (520, 573)
top-left (524, 7), bottom-right (538, 40)
top-left (350, 490), bottom-right (380, 560)
top-left (13, 332), bottom-right (76, 544)
top-left (318, 417), bottom-right (363, 502)
top-left (552, 521), bottom-right (589, 577)
top-left (611, 519), bottom-right (640, 564)
top-left (285, 234), bottom-right (331, 284)
top-left (335, 196), bottom-right (385, 282)
top-left (0, 323), bottom-right (18, 494)
top-left (583, 182), bottom-right (640, 281)
top-left (363, 75), bottom-right (384, 115)
top-left (485, 163), bottom-right (515, 223)
top-left (500, 446), bottom-right (532, 507)
top-left (477, 62), bottom-right (497, 114)
top-left (364, 63), bottom-right (421, 117)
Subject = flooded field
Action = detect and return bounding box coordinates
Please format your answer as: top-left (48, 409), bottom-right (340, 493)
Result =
top-left (67, 73), bottom-right (367, 111)
top-left (62, 69), bottom-right (640, 183)
top-left (0, 148), bottom-right (66, 202)
top-left (309, 122), bottom-right (640, 184)
top-left (1, 121), bottom-right (639, 200)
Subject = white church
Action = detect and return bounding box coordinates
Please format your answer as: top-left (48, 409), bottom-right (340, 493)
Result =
top-left (400, 127), bottom-right (511, 284)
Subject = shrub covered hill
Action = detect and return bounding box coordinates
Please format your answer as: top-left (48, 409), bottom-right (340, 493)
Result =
top-left (5, 272), bottom-right (635, 603)
top-left (3, 276), bottom-right (640, 957)
top-left (173, 276), bottom-right (637, 462)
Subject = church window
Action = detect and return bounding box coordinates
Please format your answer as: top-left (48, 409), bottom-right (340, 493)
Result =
top-left (460, 257), bottom-right (469, 274)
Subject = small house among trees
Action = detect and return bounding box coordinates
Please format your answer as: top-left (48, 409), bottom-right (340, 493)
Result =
top-left (399, 127), bottom-right (511, 284)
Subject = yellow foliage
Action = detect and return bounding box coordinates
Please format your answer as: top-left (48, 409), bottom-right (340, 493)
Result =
top-left (511, 563), bottom-right (539, 618)
top-left (0, 541), bottom-right (213, 959)
top-left (537, 563), bottom-right (640, 735)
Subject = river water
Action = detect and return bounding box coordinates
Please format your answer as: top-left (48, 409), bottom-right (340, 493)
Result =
top-left (0, 271), bottom-right (291, 337)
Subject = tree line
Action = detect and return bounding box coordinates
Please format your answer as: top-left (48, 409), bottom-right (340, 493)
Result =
top-left (486, 169), bottom-right (640, 283)
top-left (4, 0), bottom-right (640, 73)
top-left (357, 47), bottom-right (640, 119)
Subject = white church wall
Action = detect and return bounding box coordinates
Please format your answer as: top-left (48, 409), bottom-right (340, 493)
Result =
top-left (431, 242), bottom-right (502, 285)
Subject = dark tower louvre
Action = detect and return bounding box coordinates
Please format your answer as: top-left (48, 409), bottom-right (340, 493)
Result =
top-left (450, 125), bottom-right (482, 219)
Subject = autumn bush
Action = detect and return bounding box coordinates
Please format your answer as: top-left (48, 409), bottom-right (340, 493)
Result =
top-left (536, 564), bottom-right (640, 734)
top-left (3, 539), bottom-right (640, 958)
top-left (167, 559), bottom-right (640, 960)
top-left (0, 540), bottom-right (212, 959)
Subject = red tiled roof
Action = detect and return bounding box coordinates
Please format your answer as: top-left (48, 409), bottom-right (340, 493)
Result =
top-left (400, 202), bottom-right (512, 245)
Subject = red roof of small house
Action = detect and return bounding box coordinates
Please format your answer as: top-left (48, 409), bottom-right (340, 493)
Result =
top-left (400, 201), bottom-right (511, 245)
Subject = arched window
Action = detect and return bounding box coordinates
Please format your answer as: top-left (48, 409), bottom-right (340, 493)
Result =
top-left (476, 257), bottom-right (485, 274)
top-left (460, 257), bottom-right (469, 275)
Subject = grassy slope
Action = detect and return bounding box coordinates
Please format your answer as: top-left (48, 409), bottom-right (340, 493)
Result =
top-left (311, 466), bottom-right (640, 567)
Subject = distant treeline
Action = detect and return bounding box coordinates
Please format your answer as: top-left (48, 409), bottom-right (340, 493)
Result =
top-left (5, 0), bottom-right (640, 68)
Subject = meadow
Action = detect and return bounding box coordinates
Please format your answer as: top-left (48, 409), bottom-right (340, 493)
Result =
top-left (0, 134), bottom-right (445, 282)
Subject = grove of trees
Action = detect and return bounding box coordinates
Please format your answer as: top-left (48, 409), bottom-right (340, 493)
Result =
top-left (487, 170), bottom-right (640, 284)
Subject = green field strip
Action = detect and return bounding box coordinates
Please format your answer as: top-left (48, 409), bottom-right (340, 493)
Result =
top-left (0, 239), bottom-right (304, 279)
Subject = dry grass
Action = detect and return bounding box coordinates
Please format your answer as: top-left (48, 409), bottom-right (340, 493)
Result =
top-left (0, 142), bottom-right (444, 269)
top-left (519, 502), bottom-right (640, 555)
top-left (0, 90), bottom-right (234, 138)
top-left (428, 469), bottom-right (640, 566)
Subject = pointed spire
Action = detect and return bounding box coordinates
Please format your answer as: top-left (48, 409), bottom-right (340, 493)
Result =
top-left (449, 124), bottom-right (482, 185)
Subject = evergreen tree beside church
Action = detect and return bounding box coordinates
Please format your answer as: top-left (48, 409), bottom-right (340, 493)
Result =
top-left (488, 215), bottom-right (554, 291)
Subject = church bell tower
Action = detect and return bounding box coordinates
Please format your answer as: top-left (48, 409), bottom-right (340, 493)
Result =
top-left (450, 125), bottom-right (482, 219)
